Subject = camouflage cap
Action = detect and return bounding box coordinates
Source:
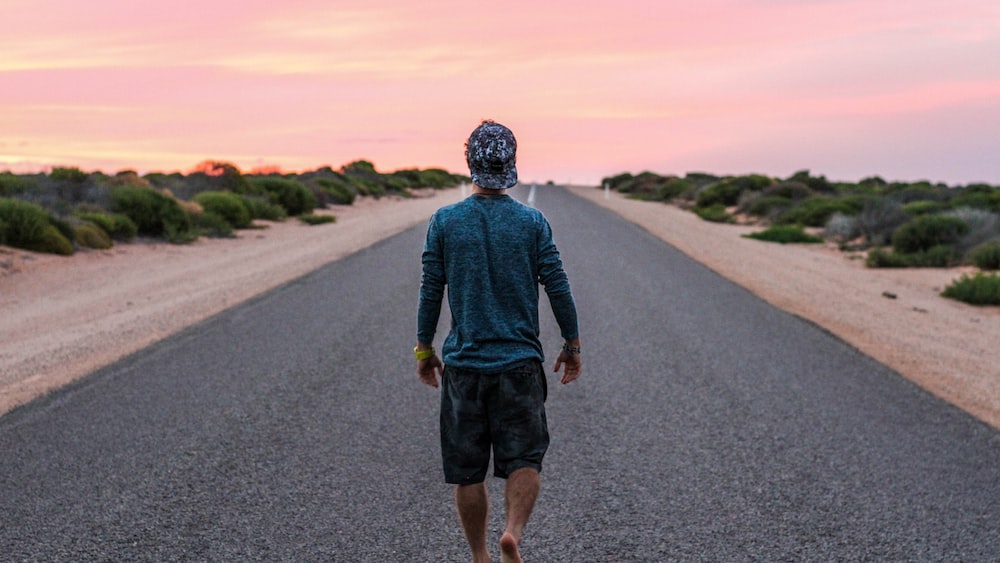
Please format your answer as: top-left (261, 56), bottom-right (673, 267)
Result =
top-left (465, 120), bottom-right (518, 190)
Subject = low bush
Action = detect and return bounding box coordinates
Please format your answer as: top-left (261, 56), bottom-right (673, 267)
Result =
top-left (110, 186), bottom-right (193, 241)
top-left (0, 198), bottom-right (74, 255)
top-left (696, 179), bottom-right (744, 208)
top-left (866, 248), bottom-right (910, 268)
top-left (891, 214), bottom-right (969, 254)
top-left (297, 213), bottom-right (336, 225)
top-left (743, 225), bottom-right (823, 244)
top-left (947, 208), bottom-right (999, 255)
top-left (193, 190), bottom-right (252, 229)
top-left (859, 199), bottom-right (910, 247)
top-left (693, 204), bottom-right (732, 223)
top-left (192, 211), bottom-right (234, 238)
top-left (969, 241), bottom-right (1000, 270)
top-left (239, 195), bottom-right (287, 221)
top-left (824, 212), bottom-right (860, 244)
top-left (941, 273), bottom-right (1000, 306)
top-left (902, 200), bottom-right (946, 215)
top-left (742, 195), bottom-right (791, 218)
top-left (776, 196), bottom-right (858, 227)
top-left (74, 222), bottom-right (113, 249)
top-left (250, 177), bottom-right (316, 216)
top-left (77, 211), bottom-right (137, 241)
top-left (314, 177), bottom-right (357, 205)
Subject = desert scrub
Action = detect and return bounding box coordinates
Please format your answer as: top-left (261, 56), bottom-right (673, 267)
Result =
top-left (0, 198), bottom-right (74, 255)
top-left (824, 212), bottom-right (860, 244)
top-left (192, 191), bottom-right (252, 229)
top-left (693, 204), bottom-right (732, 223)
top-left (744, 225), bottom-right (823, 244)
top-left (74, 221), bottom-right (113, 249)
top-left (314, 177), bottom-right (357, 205)
top-left (192, 210), bottom-right (234, 238)
top-left (891, 214), bottom-right (969, 254)
top-left (239, 195), bottom-right (287, 221)
top-left (249, 177), bottom-right (316, 216)
top-left (941, 273), bottom-right (1000, 306)
top-left (866, 248), bottom-right (909, 268)
top-left (969, 241), bottom-right (1000, 270)
top-left (110, 186), bottom-right (193, 241)
top-left (776, 196), bottom-right (859, 227)
top-left (297, 213), bottom-right (336, 225)
top-left (858, 199), bottom-right (910, 247)
top-left (77, 211), bottom-right (137, 241)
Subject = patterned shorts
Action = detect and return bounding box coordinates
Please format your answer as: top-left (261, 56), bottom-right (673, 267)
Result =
top-left (440, 361), bottom-right (549, 485)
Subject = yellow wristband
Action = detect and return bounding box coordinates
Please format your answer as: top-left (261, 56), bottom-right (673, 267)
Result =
top-left (414, 346), bottom-right (436, 361)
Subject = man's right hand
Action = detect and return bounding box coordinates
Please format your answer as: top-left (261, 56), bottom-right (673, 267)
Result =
top-left (418, 355), bottom-right (444, 388)
top-left (553, 339), bottom-right (582, 384)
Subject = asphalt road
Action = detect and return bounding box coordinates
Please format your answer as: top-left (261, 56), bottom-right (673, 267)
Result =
top-left (1, 185), bottom-right (998, 561)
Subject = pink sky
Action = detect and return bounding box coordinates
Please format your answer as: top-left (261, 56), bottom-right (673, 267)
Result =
top-left (2, 0), bottom-right (998, 185)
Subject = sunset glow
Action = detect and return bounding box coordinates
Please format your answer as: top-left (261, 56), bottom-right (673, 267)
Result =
top-left (2, 0), bottom-right (998, 184)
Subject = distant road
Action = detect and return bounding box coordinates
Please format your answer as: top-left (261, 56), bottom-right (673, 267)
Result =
top-left (1, 185), bottom-right (997, 561)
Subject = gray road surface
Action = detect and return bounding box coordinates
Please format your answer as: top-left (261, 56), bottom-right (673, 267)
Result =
top-left (1, 185), bottom-right (998, 561)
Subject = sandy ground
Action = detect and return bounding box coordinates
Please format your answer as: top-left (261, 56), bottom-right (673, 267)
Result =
top-left (2, 185), bottom-right (998, 429)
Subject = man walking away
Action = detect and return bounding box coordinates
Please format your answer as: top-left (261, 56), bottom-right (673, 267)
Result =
top-left (416, 120), bottom-right (582, 562)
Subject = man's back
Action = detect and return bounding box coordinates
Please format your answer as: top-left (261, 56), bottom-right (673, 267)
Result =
top-left (417, 193), bottom-right (576, 373)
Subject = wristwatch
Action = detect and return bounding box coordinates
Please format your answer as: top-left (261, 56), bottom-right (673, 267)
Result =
top-left (562, 343), bottom-right (581, 355)
top-left (414, 346), bottom-right (436, 361)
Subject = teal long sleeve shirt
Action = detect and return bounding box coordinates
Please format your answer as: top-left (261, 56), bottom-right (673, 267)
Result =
top-left (417, 194), bottom-right (578, 373)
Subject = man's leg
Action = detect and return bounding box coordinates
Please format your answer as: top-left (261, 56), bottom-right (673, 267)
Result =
top-left (456, 482), bottom-right (491, 563)
top-left (499, 467), bottom-right (540, 563)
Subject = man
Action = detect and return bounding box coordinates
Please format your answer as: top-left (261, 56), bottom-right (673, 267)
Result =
top-left (416, 120), bottom-right (582, 563)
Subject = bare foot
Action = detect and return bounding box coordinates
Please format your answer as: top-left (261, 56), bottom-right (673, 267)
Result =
top-left (500, 532), bottom-right (522, 563)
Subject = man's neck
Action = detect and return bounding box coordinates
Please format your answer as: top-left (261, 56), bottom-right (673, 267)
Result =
top-left (472, 185), bottom-right (507, 196)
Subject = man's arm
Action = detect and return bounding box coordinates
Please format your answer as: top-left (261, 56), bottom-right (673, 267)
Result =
top-left (416, 217), bottom-right (445, 387)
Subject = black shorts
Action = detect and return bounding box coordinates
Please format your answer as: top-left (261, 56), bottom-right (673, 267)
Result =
top-left (440, 361), bottom-right (549, 485)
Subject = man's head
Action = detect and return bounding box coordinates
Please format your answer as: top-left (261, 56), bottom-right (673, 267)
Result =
top-left (465, 120), bottom-right (517, 190)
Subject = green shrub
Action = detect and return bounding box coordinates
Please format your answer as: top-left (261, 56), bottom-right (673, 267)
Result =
top-left (941, 273), bottom-right (1000, 306)
top-left (111, 186), bottom-right (193, 240)
top-left (902, 200), bottom-right (946, 215)
top-left (0, 172), bottom-right (38, 197)
top-left (74, 222), bottom-right (113, 249)
top-left (762, 181), bottom-right (814, 201)
top-left (693, 204), bottom-right (732, 223)
top-left (77, 211), bottom-right (137, 241)
top-left (0, 198), bottom-right (74, 255)
top-left (297, 213), bottom-right (336, 225)
top-left (908, 245), bottom-right (961, 268)
top-left (250, 177), bottom-right (316, 216)
top-left (192, 211), bottom-right (234, 238)
top-left (743, 225), bottom-right (823, 244)
top-left (192, 190), bottom-right (252, 229)
top-left (239, 195), bottom-right (287, 221)
top-left (776, 196), bottom-right (857, 227)
top-left (824, 212), bottom-right (860, 244)
top-left (314, 177), bottom-right (357, 205)
top-left (969, 241), bottom-right (1000, 270)
top-left (866, 248), bottom-right (910, 268)
top-left (696, 179), bottom-right (744, 208)
top-left (743, 195), bottom-right (792, 218)
top-left (859, 199), bottom-right (910, 247)
top-left (891, 215), bottom-right (969, 254)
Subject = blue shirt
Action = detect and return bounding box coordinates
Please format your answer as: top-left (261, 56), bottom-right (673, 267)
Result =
top-left (417, 194), bottom-right (579, 373)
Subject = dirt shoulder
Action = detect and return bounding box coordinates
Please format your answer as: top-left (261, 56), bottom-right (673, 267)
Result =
top-left (569, 185), bottom-right (1000, 429)
top-left (0, 188), bottom-right (462, 415)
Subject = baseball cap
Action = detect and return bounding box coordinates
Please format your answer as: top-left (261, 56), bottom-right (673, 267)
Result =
top-left (465, 120), bottom-right (518, 190)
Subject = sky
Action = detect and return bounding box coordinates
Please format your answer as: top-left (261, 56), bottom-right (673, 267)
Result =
top-left (1, 0), bottom-right (999, 186)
